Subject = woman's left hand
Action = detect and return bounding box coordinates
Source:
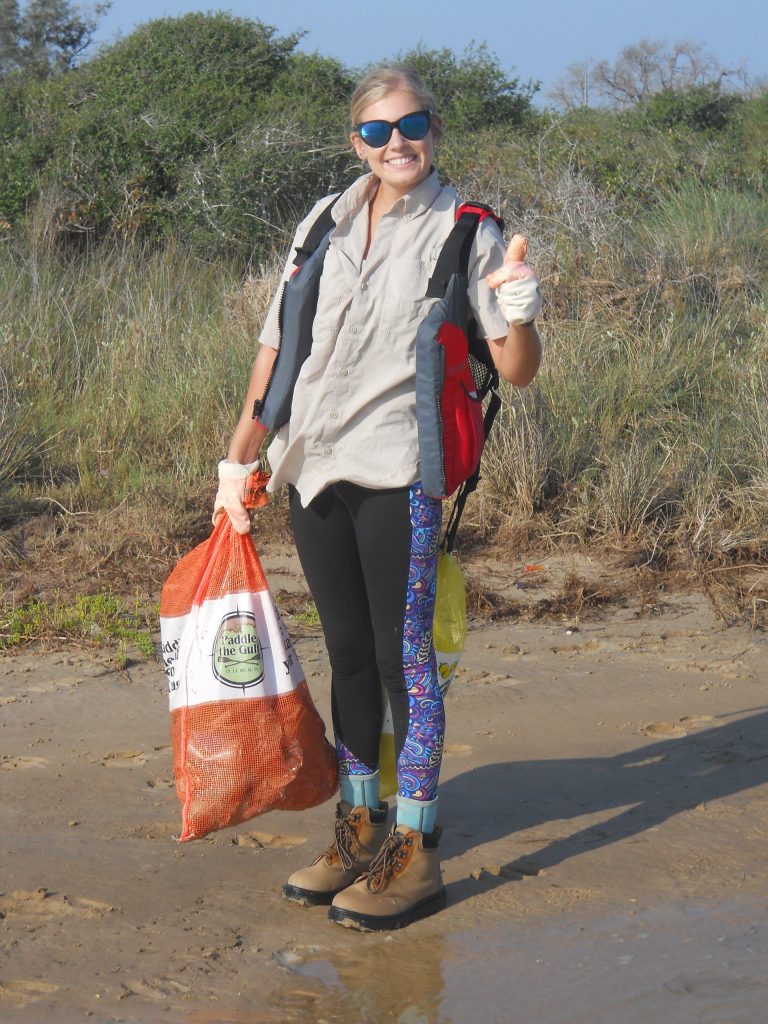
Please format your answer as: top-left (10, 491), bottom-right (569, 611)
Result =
top-left (213, 459), bottom-right (262, 534)
top-left (486, 234), bottom-right (542, 325)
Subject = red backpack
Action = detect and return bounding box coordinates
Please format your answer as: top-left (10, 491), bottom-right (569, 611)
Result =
top-left (415, 202), bottom-right (503, 547)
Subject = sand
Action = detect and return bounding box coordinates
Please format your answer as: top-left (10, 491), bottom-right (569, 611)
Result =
top-left (2, 547), bottom-right (768, 1024)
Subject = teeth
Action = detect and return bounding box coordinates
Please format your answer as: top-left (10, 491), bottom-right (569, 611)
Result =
top-left (388, 156), bottom-right (414, 166)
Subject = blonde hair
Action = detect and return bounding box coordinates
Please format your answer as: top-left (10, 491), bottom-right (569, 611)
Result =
top-left (350, 65), bottom-right (443, 143)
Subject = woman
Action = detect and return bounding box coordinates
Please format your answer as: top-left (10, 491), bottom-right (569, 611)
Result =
top-left (214, 66), bottom-right (542, 930)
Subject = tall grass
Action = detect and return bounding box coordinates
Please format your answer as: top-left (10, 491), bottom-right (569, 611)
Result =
top-left (0, 367), bottom-right (41, 559)
top-left (637, 183), bottom-right (768, 306)
top-left (1, 180), bottom-right (767, 578)
top-left (480, 182), bottom-right (768, 559)
top-left (1, 239), bottom-right (281, 512)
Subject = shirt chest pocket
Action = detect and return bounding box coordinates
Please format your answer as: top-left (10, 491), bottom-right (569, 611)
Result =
top-left (380, 254), bottom-right (439, 321)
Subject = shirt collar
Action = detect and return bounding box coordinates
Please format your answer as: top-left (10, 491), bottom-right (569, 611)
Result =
top-left (332, 168), bottom-right (442, 225)
top-left (396, 167), bottom-right (442, 218)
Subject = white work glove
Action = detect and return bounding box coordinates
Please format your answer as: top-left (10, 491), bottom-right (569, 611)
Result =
top-left (213, 459), bottom-right (262, 535)
top-left (486, 234), bottom-right (542, 325)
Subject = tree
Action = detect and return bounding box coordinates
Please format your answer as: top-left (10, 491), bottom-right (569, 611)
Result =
top-left (548, 59), bottom-right (595, 110)
top-left (0, 0), bottom-right (107, 79)
top-left (395, 43), bottom-right (538, 132)
top-left (0, 12), bottom-right (357, 255)
top-left (0, 0), bottom-right (22, 72)
top-left (738, 88), bottom-right (768, 182)
top-left (551, 38), bottom-right (745, 110)
top-left (644, 83), bottom-right (742, 132)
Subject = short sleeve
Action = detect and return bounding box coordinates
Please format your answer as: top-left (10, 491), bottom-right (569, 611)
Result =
top-left (467, 216), bottom-right (510, 342)
top-left (257, 193), bottom-right (341, 350)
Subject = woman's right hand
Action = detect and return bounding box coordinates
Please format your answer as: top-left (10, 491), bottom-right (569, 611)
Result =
top-left (213, 460), bottom-right (262, 534)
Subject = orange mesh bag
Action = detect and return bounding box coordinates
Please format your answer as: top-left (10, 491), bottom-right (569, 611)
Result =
top-left (160, 471), bottom-right (338, 841)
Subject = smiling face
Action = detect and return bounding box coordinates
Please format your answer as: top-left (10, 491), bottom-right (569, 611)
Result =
top-left (351, 88), bottom-right (436, 201)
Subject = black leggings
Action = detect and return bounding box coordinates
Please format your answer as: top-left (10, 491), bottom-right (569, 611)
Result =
top-left (289, 481), bottom-right (444, 801)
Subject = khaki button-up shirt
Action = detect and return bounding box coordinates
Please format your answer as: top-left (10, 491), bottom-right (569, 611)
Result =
top-left (259, 170), bottom-right (509, 507)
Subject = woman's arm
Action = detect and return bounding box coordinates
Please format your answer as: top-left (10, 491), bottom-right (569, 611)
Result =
top-left (213, 344), bottom-right (277, 533)
top-left (486, 232), bottom-right (542, 386)
top-left (225, 344), bottom-right (277, 464)
top-left (487, 322), bottom-right (542, 386)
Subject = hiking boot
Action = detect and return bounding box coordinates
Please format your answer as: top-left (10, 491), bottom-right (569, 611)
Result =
top-left (282, 801), bottom-right (389, 907)
top-left (328, 824), bottom-right (446, 930)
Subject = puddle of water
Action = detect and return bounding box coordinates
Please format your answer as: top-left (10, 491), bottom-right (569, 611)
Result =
top-left (266, 900), bottom-right (768, 1024)
top-left (293, 958), bottom-right (342, 987)
top-left (161, 899), bottom-right (768, 1024)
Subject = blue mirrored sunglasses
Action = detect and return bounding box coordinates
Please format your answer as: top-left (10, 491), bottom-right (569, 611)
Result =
top-left (355, 109), bottom-right (433, 149)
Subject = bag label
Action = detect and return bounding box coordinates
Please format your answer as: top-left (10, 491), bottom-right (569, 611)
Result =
top-left (162, 590), bottom-right (305, 711)
top-left (212, 611), bottom-right (264, 689)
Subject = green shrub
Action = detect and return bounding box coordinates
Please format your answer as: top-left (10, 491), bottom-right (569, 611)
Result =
top-left (394, 43), bottom-right (538, 133)
top-left (0, 14), bottom-right (357, 256)
top-left (736, 91), bottom-right (768, 187)
top-left (643, 85), bottom-right (742, 132)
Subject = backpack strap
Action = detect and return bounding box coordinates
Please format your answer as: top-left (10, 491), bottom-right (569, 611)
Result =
top-left (426, 203), bottom-right (504, 298)
top-left (292, 194), bottom-right (341, 267)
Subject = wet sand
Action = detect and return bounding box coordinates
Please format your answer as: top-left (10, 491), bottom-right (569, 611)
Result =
top-left (2, 550), bottom-right (768, 1023)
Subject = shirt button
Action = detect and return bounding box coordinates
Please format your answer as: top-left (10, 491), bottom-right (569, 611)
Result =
top-left (360, 282), bottom-right (367, 291)
top-left (340, 368), bottom-right (349, 377)
top-left (349, 326), bottom-right (358, 334)
top-left (330, 410), bottom-right (339, 419)
top-left (323, 446), bottom-right (333, 456)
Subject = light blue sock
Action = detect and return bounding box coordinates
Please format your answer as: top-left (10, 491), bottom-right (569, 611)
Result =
top-left (396, 795), bottom-right (438, 834)
top-left (339, 770), bottom-right (380, 809)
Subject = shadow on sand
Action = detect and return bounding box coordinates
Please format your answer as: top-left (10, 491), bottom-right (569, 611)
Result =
top-left (440, 706), bottom-right (768, 905)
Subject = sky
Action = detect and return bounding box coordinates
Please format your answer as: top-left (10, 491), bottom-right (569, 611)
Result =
top-left (93, 0), bottom-right (768, 102)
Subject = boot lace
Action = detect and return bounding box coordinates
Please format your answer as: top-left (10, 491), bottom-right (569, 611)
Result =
top-left (363, 830), bottom-right (411, 893)
top-left (333, 813), bottom-right (360, 871)
top-left (314, 811), bottom-right (360, 871)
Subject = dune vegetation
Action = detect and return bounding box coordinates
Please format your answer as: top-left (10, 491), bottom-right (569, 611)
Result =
top-left (1, 11), bottom-right (767, 627)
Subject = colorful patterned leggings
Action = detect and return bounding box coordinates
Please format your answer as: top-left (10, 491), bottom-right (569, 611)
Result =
top-left (289, 481), bottom-right (444, 802)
